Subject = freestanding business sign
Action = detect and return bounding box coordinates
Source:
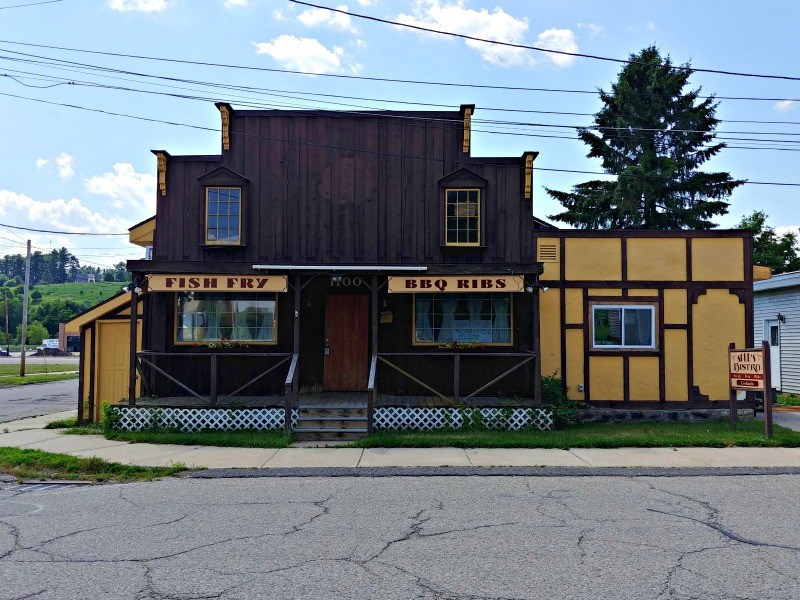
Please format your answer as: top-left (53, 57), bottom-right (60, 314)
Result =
top-left (728, 341), bottom-right (772, 437)
top-left (729, 349), bottom-right (765, 390)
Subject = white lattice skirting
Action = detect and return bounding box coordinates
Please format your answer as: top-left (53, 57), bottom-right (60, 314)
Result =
top-left (113, 406), bottom-right (297, 432)
top-left (111, 406), bottom-right (553, 432)
top-left (373, 407), bottom-right (554, 431)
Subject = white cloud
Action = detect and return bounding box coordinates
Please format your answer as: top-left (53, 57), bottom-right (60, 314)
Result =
top-left (35, 159), bottom-right (48, 169)
top-left (535, 28), bottom-right (578, 67)
top-left (253, 35), bottom-right (350, 74)
top-left (84, 163), bottom-right (156, 212)
top-left (298, 5), bottom-right (357, 33)
top-left (0, 190), bottom-right (130, 236)
top-left (577, 22), bottom-right (602, 37)
top-left (55, 153), bottom-right (75, 179)
top-left (396, 1), bottom-right (532, 67)
top-left (224, 0), bottom-right (247, 7)
top-left (775, 225), bottom-right (800, 238)
top-left (273, 9), bottom-right (286, 20)
top-left (647, 21), bottom-right (655, 30)
top-left (775, 100), bottom-right (796, 113)
top-left (106, 0), bottom-right (169, 12)
top-left (357, 0), bottom-right (376, 5)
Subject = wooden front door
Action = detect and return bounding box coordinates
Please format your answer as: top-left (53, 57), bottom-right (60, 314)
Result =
top-left (324, 294), bottom-right (368, 391)
top-left (96, 320), bottom-right (140, 419)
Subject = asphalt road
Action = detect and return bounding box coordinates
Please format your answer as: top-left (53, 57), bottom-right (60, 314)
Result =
top-left (1, 474), bottom-right (799, 599)
top-left (0, 379), bottom-right (78, 423)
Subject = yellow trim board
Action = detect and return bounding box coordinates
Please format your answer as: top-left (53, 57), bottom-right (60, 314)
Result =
top-left (65, 292), bottom-right (140, 330)
top-left (129, 216), bottom-right (155, 247)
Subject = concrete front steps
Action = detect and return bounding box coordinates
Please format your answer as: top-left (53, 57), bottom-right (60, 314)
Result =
top-left (293, 405), bottom-right (369, 441)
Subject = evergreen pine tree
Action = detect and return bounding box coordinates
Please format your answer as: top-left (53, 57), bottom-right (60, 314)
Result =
top-left (548, 46), bottom-right (743, 229)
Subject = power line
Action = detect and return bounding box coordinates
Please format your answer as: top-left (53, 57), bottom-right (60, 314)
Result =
top-left (294, 0), bottom-right (800, 82)
top-left (0, 0), bottom-right (64, 9)
top-left (5, 67), bottom-right (800, 149)
top-left (0, 222), bottom-right (128, 236)
top-left (6, 89), bottom-right (800, 186)
top-left (1, 39), bottom-right (799, 103)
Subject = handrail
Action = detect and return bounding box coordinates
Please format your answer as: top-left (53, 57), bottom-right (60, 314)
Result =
top-left (284, 353), bottom-right (299, 436)
top-left (285, 353), bottom-right (300, 388)
top-left (367, 354), bottom-right (378, 391)
top-left (367, 354), bottom-right (378, 435)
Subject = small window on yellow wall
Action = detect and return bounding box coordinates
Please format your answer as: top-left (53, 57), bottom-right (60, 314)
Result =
top-left (592, 304), bottom-right (656, 349)
top-left (206, 187), bottom-right (241, 245)
top-left (445, 189), bottom-right (480, 245)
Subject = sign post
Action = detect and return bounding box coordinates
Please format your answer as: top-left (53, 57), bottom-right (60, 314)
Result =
top-left (728, 341), bottom-right (773, 438)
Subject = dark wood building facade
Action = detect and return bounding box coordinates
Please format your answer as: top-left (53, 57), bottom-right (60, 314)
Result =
top-left (120, 104), bottom-right (543, 429)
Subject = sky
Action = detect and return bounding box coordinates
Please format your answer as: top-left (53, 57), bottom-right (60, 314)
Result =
top-left (1, 0), bottom-right (799, 270)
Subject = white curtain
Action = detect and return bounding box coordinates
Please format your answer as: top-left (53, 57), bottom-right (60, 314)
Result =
top-left (438, 297), bottom-right (457, 342)
top-left (492, 296), bottom-right (510, 342)
top-left (256, 305), bottom-right (275, 341)
top-left (205, 295), bottom-right (221, 340)
top-left (233, 301), bottom-right (252, 340)
top-left (415, 298), bottom-right (434, 341)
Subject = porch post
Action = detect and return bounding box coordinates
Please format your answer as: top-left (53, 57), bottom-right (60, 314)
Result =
top-left (533, 282), bottom-right (542, 405)
top-left (128, 277), bottom-right (139, 406)
top-left (285, 274), bottom-right (301, 436)
top-left (369, 275), bottom-right (378, 434)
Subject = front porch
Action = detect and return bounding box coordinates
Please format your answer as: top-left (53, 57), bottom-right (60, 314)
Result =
top-left (127, 391), bottom-right (542, 409)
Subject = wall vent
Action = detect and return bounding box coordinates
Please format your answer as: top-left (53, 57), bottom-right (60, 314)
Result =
top-left (538, 244), bottom-right (558, 262)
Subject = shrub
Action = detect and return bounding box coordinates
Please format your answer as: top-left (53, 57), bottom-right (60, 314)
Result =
top-left (541, 374), bottom-right (587, 428)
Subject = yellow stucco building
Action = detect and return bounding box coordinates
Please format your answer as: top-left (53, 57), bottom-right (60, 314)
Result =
top-left (537, 230), bottom-right (765, 406)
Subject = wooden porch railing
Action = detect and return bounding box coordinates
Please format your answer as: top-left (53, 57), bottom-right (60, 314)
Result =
top-left (136, 351), bottom-right (293, 407)
top-left (377, 351), bottom-right (536, 406)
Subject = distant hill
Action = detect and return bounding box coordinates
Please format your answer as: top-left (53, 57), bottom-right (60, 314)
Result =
top-left (32, 282), bottom-right (125, 309)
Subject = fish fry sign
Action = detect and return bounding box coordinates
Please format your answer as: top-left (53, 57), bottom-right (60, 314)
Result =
top-left (729, 349), bottom-right (765, 391)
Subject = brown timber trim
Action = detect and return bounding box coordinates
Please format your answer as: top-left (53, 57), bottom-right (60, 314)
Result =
top-left (583, 288), bottom-right (590, 402)
top-left (658, 288), bottom-right (666, 403)
top-left (686, 237), bottom-right (694, 403)
top-left (559, 237), bottom-right (567, 393)
top-left (588, 350), bottom-right (660, 357)
top-left (551, 281), bottom-right (746, 289)
top-left (551, 230), bottom-right (751, 239)
top-left (664, 323), bottom-right (688, 329)
top-left (583, 400), bottom-right (734, 409)
top-left (564, 323), bottom-right (583, 329)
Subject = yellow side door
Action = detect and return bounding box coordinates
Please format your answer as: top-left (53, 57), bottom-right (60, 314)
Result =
top-left (95, 320), bottom-right (141, 420)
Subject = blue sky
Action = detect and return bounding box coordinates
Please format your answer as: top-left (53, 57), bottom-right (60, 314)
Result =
top-left (1, 0), bottom-right (799, 268)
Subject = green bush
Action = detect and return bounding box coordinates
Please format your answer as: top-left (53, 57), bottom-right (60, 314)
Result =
top-left (541, 374), bottom-right (587, 428)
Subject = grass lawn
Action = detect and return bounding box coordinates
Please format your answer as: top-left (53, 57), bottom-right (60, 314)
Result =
top-left (0, 447), bottom-right (184, 482)
top-left (348, 420), bottom-right (800, 449)
top-left (0, 373), bottom-right (77, 387)
top-left (53, 418), bottom-right (798, 449)
top-left (62, 423), bottom-right (291, 448)
top-left (0, 364), bottom-right (77, 376)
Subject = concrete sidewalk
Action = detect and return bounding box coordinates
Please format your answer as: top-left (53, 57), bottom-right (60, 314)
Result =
top-left (2, 410), bottom-right (799, 469)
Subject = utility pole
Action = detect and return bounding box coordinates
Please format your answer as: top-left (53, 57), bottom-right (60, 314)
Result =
top-left (3, 288), bottom-right (8, 355)
top-left (19, 240), bottom-right (30, 377)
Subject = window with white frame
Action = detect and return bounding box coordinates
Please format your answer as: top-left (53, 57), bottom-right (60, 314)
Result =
top-left (176, 292), bottom-right (276, 344)
top-left (592, 305), bottom-right (655, 349)
top-left (414, 293), bottom-right (512, 345)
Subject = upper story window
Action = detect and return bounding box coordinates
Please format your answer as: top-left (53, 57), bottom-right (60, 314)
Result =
top-left (206, 187), bottom-right (241, 245)
top-left (445, 189), bottom-right (480, 246)
top-left (592, 304), bottom-right (656, 349)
